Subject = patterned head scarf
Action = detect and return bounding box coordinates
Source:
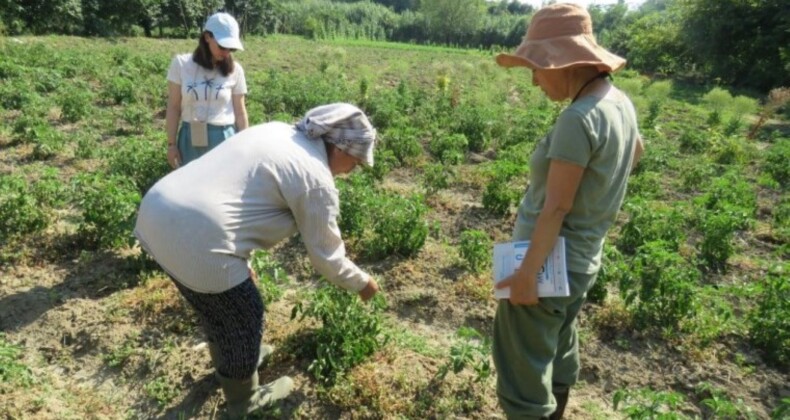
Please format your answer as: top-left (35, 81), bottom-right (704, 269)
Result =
top-left (295, 103), bottom-right (377, 166)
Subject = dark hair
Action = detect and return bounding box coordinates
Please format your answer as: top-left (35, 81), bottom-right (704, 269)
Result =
top-left (192, 31), bottom-right (235, 77)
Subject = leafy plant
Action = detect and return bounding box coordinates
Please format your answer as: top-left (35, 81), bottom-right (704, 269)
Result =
top-left (0, 333), bottom-right (33, 392)
top-left (429, 132), bottom-right (468, 165)
top-left (250, 250), bottom-right (289, 305)
top-left (458, 230), bottom-right (492, 274)
top-left (291, 283), bottom-right (388, 385)
top-left (762, 138), bottom-right (790, 188)
top-left (620, 241), bottom-right (699, 331)
top-left (0, 174), bottom-right (50, 241)
top-left (695, 382), bottom-right (757, 419)
top-left (144, 376), bottom-right (179, 407)
top-left (436, 327), bottom-right (492, 383)
top-left (422, 163), bottom-right (454, 195)
top-left (74, 173), bottom-right (141, 249)
top-left (617, 200), bottom-right (687, 254)
top-left (613, 387), bottom-right (687, 419)
top-left (748, 266), bottom-right (790, 367)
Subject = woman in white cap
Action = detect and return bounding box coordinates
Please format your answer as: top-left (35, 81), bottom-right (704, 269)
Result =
top-left (134, 103), bottom-right (380, 417)
top-left (165, 12), bottom-right (249, 169)
top-left (492, 4), bottom-right (644, 419)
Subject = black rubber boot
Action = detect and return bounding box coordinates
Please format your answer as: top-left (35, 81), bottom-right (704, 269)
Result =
top-left (549, 389), bottom-right (570, 420)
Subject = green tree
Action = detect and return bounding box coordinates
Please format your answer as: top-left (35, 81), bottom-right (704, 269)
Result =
top-left (420, 0), bottom-right (485, 45)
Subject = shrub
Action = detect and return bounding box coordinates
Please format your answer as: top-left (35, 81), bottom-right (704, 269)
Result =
top-left (74, 173), bottom-right (141, 249)
top-left (291, 284), bottom-right (388, 385)
top-left (429, 132), bottom-right (468, 165)
top-left (0, 174), bottom-right (50, 240)
top-left (458, 230), bottom-right (492, 274)
top-left (107, 137), bottom-right (170, 195)
top-left (613, 387), bottom-right (687, 419)
top-left (620, 241), bottom-right (699, 331)
top-left (58, 86), bottom-right (94, 123)
top-left (250, 250), bottom-right (289, 305)
top-left (361, 193), bottom-right (428, 260)
top-left (380, 125), bottom-right (423, 167)
top-left (436, 327), bottom-right (492, 383)
top-left (617, 200), bottom-right (687, 254)
top-left (748, 266), bottom-right (790, 367)
top-left (422, 163), bottom-right (454, 195)
top-left (589, 243), bottom-right (630, 304)
top-left (762, 138), bottom-right (790, 188)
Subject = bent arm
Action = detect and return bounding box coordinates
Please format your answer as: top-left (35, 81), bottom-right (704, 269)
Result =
top-left (631, 135), bottom-right (644, 172)
top-left (517, 160), bottom-right (585, 278)
top-left (289, 187), bottom-right (370, 292)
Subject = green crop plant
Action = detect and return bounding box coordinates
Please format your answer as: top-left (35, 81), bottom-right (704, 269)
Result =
top-left (589, 243), bottom-right (630, 304)
top-left (107, 137), bottom-right (170, 195)
top-left (436, 327), bottom-right (492, 383)
top-left (695, 382), bottom-right (758, 419)
top-left (380, 125), bottom-right (424, 167)
top-left (0, 333), bottom-right (34, 392)
top-left (453, 104), bottom-right (494, 153)
top-left (422, 163), bottom-right (454, 195)
top-left (613, 387), bottom-right (687, 419)
top-left (144, 375), bottom-right (179, 407)
top-left (762, 138), bottom-right (790, 188)
top-left (748, 266), bottom-right (790, 367)
top-left (429, 133), bottom-right (468, 165)
top-left (0, 174), bottom-right (50, 241)
top-left (698, 208), bottom-right (745, 273)
top-left (103, 76), bottom-right (136, 105)
top-left (291, 283), bottom-right (388, 385)
top-left (617, 200), bottom-right (687, 255)
top-left (250, 250), bottom-right (289, 305)
top-left (57, 84), bottom-right (94, 123)
top-left (620, 241), bottom-right (699, 332)
top-left (458, 230), bottom-right (492, 274)
top-left (362, 193), bottom-right (428, 260)
top-left (74, 173), bottom-right (141, 249)
top-left (337, 173), bottom-right (376, 241)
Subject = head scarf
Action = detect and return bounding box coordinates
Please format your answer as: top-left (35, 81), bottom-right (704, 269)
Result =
top-left (295, 103), bottom-right (377, 166)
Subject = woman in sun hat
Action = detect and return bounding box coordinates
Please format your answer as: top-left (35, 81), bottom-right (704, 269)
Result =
top-left (135, 103), bottom-right (380, 417)
top-left (491, 3), bottom-right (644, 419)
top-left (165, 12), bottom-right (249, 169)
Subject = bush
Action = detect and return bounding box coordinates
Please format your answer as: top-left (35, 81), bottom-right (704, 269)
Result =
top-left (74, 173), bottom-right (141, 249)
top-left (458, 230), bottom-right (492, 274)
top-left (617, 200), bottom-right (687, 254)
top-left (620, 241), bottom-right (699, 331)
top-left (0, 174), bottom-right (50, 241)
top-left (107, 137), bottom-right (170, 195)
top-left (291, 284), bottom-right (388, 385)
top-left (429, 132), bottom-right (468, 165)
top-left (748, 266), bottom-right (790, 367)
top-left (763, 138), bottom-right (790, 188)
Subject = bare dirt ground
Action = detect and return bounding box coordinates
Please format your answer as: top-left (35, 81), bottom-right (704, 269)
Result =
top-left (2, 169), bottom-right (787, 420)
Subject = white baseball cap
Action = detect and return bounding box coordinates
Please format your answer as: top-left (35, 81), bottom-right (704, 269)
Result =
top-left (204, 13), bottom-right (244, 51)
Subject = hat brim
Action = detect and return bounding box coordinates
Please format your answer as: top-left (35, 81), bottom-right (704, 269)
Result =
top-left (496, 35), bottom-right (625, 73)
top-left (215, 36), bottom-right (244, 51)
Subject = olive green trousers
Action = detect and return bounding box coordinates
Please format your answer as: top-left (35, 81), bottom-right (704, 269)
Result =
top-left (492, 271), bottom-right (597, 419)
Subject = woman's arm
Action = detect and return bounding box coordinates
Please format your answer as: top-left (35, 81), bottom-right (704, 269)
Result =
top-left (165, 81), bottom-right (182, 168)
top-left (232, 94), bottom-right (249, 132)
top-left (496, 159), bottom-right (585, 305)
top-left (631, 135), bottom-right (644, 172)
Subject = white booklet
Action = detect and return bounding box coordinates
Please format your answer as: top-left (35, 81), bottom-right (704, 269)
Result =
top-left (493, 237), bottom-right (570, 298)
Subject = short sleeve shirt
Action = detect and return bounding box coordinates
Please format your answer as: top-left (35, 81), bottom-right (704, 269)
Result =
top-left (166, 53), bottom-right (247, 126)
top-left (513, 92), bottom-right (640, 274)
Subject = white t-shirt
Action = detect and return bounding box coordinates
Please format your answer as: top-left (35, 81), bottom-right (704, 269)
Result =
top-left (166, 53), bottom-right (248, 126)
top-left (134, 122), bottom-right (370, 294)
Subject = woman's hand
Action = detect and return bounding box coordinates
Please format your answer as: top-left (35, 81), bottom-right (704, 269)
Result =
top-left (358, 277), bottom-right (379, 301)
top-left (496, 270), bottom-right (539, 306)
top-left (167, 145), bottom-right (181, 169)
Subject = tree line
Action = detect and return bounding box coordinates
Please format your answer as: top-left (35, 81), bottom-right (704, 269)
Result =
top-left (0, 0), bottom-right (787, 92)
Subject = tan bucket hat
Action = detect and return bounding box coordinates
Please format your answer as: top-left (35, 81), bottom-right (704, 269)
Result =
top-left (496, 3), bottom-right (626, 73)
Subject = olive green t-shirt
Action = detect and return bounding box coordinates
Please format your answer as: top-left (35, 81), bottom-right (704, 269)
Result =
top-left (513, 92), bottom-right (640, 274)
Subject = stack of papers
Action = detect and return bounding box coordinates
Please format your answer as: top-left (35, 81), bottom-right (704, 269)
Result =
top-left (493, 237), bottom-right (570, 298)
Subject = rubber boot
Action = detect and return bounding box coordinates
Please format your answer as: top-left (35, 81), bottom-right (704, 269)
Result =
top-left (216, 371), bottom-right (294, 418)
top-left (549, 389), bottom-right (570, 420)
top-left (208, 341), bottom-right (274, 370)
